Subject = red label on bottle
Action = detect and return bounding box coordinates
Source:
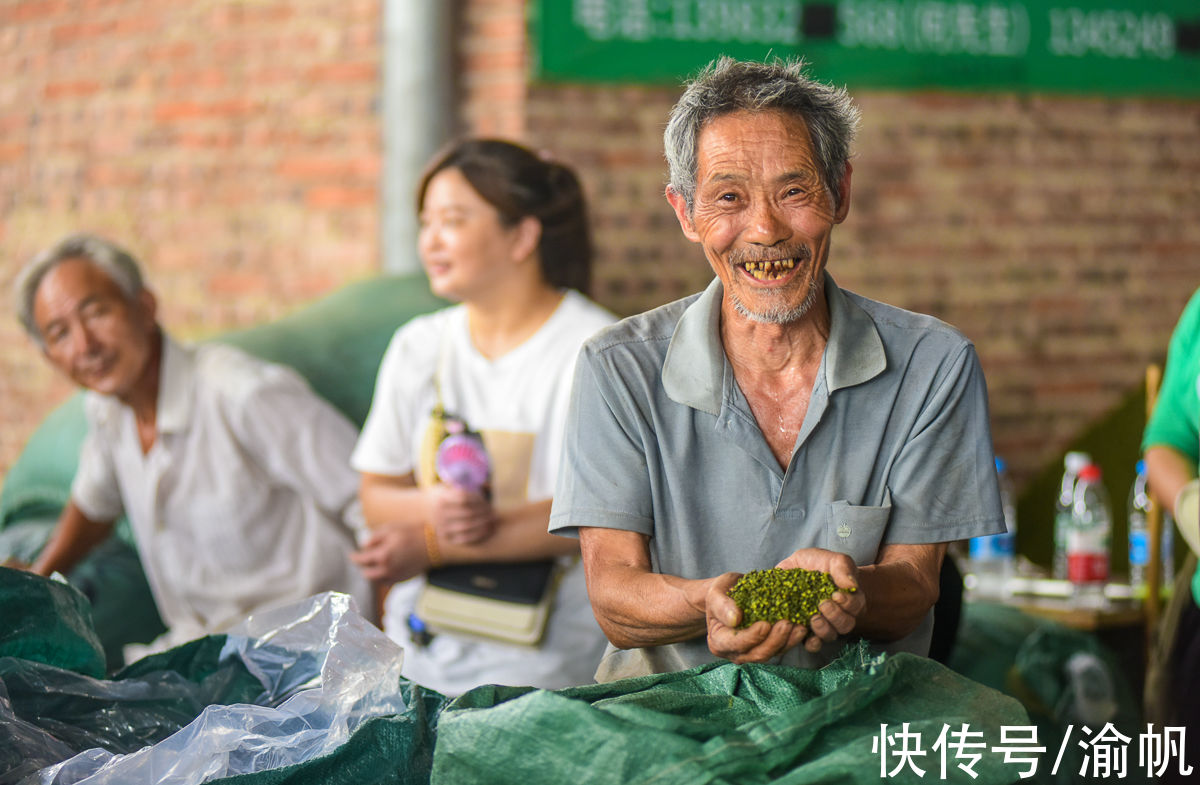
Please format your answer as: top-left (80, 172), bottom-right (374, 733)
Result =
top-left (1067, 553), bottom-right (1108, 583)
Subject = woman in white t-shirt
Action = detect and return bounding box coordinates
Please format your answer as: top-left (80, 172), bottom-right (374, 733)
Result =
top-left (350, 139), bottom-right (615, 696)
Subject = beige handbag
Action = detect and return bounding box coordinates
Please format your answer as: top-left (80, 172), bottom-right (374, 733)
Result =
top-left (415, 560), bottom-right (559, 647)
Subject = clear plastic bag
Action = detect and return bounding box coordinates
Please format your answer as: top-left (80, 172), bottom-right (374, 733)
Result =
top-left (0, 677), bottom-right (80, 785)
top-left (24, 592), bottom-right (407, 785)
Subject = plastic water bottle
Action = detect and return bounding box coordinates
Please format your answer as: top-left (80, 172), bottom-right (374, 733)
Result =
top-left (1163, 510), bottom-right (1175, 588)
top-left (1054, 451), bottom-right (1092, 580)
top-left (1129, 460), bottom-right (1177, 596)
top-left (1128, 460), bottom-right (1151, 593)
top-left (968, 457), bottom-right (1017, 596)
top-left (1068, 463), bottom-right (1111, 607)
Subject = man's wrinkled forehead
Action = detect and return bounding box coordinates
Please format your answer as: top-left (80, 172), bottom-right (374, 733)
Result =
top-left (694, 110), bottom-right (819, 178)
top-left (34, 257), bottom-right (127, 316)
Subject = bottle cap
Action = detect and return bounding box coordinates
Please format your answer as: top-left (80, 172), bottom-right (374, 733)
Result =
top-left (1065, 452), bottom-right (1092, 472)
top-left (1079, 464), bottom-right (1103, 482)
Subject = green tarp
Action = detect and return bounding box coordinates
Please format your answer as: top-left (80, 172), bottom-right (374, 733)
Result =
top-left (11, 569), bottom-right (1095, 785)
top-left (1, 566), bottom-right (106, 679)
top-left (212, 687), bottom-right (446, 785)
top-left (434, 643), bottom-right (1031, 785)
top-left (0, 570), bottom-right (447, 785)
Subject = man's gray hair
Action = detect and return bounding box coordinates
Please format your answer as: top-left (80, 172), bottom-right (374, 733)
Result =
top-left (14, 233), bottom-right (145, 346)
top-left (664, 56), bottom-right (861, 213)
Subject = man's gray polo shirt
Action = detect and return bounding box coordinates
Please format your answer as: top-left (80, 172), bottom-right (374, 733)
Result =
top-left (549, 274), bottom-right (1005, 680)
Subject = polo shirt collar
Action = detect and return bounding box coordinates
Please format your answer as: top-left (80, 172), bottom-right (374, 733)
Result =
top-left (662, 273), bottom-right (886, 416)
top-left (823, 273), bottom-right (887, 393)
top-left (662, 278), bottom-right (725, 416)
top-left (155, 333), bottom-right (195, 435)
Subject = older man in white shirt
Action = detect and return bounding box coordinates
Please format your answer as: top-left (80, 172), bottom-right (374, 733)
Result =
top-left (15, 233), bottom-right (372, 654)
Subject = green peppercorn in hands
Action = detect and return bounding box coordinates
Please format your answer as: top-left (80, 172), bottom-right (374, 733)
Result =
top-left (727, 567), bottom-right (857, 627)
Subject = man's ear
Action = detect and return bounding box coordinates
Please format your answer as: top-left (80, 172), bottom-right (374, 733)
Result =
top-left (833, 163), bottom-right (853, 224)
top-left (665, 186), bottom-right (701, 243)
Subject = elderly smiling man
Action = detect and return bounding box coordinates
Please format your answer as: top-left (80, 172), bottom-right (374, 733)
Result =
top-left (14, 233), bottom-right (373, 655)
top-left (549, 57), bottom-right (1006, 681)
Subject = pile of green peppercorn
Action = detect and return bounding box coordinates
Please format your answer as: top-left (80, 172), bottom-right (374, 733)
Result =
top-left (727, 568), bottom-right (855, 626)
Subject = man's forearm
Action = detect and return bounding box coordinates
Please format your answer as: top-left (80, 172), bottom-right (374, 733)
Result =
top-left (579, 527), bottom-right (713, 649)
top-left (587, 565), bottom-right (713, 648)
top-left (32, 501), bottom-right (114, 577)
top-left (853, 543), bottom-right (943, 642)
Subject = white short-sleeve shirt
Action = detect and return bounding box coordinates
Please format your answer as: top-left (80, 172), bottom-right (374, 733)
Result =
top-left (71, 336), bottom-right (373, 648)
top-left (352, 289), bottom-right (615, 696)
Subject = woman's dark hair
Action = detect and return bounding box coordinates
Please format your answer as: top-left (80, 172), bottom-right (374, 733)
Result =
top-left (417, 138), bottom-right (593, 295)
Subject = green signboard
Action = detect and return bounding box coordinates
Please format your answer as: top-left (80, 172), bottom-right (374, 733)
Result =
top-left (533, 0), bottom-right (1200, 97)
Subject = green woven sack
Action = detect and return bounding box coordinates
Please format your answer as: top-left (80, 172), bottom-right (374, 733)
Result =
top-left (433, 643), bottom-right (1030, 785)
top-left (1, 578), bottom-right (449, 785)
top-left (0, 566), bottom-right (105, 678)
top-left (210, 683), bottom-right (448, 785)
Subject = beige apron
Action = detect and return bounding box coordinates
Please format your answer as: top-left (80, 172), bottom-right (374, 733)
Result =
top-left (409, 337), bottom-right (557, 647)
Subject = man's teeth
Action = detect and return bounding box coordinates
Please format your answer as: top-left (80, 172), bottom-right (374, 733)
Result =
top-left (743, 259), bottom-right (796, 280)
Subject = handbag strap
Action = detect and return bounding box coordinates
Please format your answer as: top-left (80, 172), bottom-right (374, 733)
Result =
top-left (418, 332), bottom-right (454, 487)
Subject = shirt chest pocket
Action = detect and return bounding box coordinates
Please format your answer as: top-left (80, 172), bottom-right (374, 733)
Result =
top-left (825, 498), bottom-right (892, 565)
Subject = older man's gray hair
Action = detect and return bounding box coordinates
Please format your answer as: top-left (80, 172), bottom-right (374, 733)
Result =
top-left (664, 56), bottom-right (861, 214)
top-left (14, 233), bottom-right (145, 346)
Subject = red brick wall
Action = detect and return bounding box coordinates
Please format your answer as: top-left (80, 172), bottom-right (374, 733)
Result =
top-left (457, 2), bottom-right (1200, 494)
top-left (0, 0), bottom-right (382, 478)
top-left (4, 0), bottom-right (1200, 505)
top-left (458, 0), bottom-right (526, 138)
top-left (836, 92), bottom-right (1200, 489)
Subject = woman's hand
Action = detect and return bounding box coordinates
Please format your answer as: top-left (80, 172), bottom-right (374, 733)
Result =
top-left (350, 523), bottom-right (431, 584)
top-left (427, 483), bottom-right (496, 545)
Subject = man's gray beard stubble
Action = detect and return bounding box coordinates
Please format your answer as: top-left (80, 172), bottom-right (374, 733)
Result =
top-left (729, 273), bottom-right (821, 325)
